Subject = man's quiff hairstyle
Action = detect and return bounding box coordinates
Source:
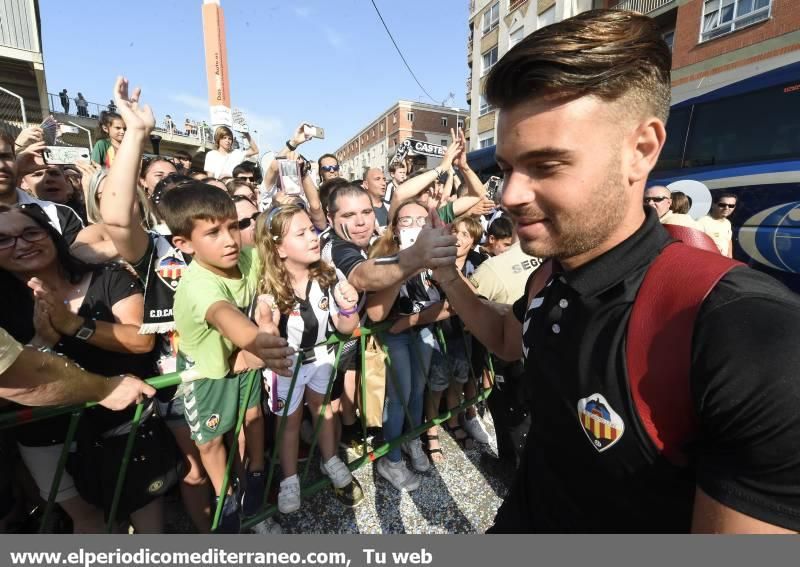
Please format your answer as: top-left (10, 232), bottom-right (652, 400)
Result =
top-left (485, 9), bottom-right (672, 123)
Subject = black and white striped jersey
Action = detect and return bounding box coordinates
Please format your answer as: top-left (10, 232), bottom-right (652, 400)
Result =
top-left (279, 279), bottom-right (338, 364)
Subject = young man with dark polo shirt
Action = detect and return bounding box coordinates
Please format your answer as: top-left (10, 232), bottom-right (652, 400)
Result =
top-left (433, 9), bottom-right (800, 533)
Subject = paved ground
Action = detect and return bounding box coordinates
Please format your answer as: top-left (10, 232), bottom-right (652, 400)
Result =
top-left (165, 414), bottom-right (513, 534)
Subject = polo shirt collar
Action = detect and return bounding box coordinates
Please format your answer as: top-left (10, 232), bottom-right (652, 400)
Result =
top-left (559, 207), bottom-right (669, 297)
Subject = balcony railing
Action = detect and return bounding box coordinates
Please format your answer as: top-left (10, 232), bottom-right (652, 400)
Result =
top-left (48, 92), bottom-right (213, 143)
top-left (613, 0), bottom-right (675, 15)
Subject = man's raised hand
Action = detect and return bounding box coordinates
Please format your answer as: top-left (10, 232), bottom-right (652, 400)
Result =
top-left (410, 208), bottom-right (457, 270)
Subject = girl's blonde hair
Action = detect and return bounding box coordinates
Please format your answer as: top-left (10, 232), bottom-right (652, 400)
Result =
top-left (255, 204), bottom-right (336, 314)
top-left (369, 198), bottom-right (427, 260)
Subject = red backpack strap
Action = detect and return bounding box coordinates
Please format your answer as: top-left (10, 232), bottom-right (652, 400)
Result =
top-left (626, 236), bottom-right (742, 466)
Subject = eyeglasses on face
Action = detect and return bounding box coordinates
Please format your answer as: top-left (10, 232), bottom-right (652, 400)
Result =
top-left (320, 165), bottom-right (340, 173)
top-left (0, 227), bottom-right (48, 250)
top-left (397, 215), bottom-right (428, 228)
top-left (716, 203), bottom-right (736, 209)
top-left (238, 212), bottom-right (260, 231)
top-left (643, 196), bottom-right (670, 203)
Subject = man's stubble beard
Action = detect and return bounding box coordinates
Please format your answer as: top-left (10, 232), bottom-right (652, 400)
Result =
top-left (518, 159), bottom-right (627, 262)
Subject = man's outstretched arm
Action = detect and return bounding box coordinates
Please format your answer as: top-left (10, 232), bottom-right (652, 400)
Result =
top-left (434, 265), bottom-right (523, 361)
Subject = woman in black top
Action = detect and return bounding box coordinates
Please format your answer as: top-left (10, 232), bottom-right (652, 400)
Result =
top-left (0, 204), bottom-right (162, 532)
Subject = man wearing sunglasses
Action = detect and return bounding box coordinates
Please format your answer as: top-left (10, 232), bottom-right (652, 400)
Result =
top-left (643, 185), bottom-right (672, 219)
top-left (318, 153), bottom-right (341, 185)
top-left (698, 193), bottom-right (737, 257)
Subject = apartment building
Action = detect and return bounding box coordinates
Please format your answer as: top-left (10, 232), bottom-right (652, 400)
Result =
top-left (465, 0), bottom-right (596, 151)
top-left (466, 0), bottom-right (800, 151)
top-left (334, 100), bottom-right (468, 181)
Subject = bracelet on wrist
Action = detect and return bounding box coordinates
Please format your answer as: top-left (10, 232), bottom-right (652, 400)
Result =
top-left (338, 305), bottom-right (359, 317)
top-left (285, 140), bottom-right (297, 151)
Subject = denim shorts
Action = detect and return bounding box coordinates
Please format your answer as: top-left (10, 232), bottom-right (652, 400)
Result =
top-left (428, 338), bottom-right (470, 392)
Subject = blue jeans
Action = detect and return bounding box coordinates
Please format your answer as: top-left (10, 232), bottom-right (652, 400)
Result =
top-left (381, 328), bottom-right (435, 462)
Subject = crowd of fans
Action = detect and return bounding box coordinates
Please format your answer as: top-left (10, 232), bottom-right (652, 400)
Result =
top-left (0, 75), bottom-right (518, 535)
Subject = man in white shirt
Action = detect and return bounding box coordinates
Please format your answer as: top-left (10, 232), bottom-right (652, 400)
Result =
top-left (204, 126), bottom-right (259, 179)
top-left (698, 193), bottom-right (736, 257)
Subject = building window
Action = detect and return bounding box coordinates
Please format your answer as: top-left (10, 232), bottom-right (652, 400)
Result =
top-left (538, 5), bottom-right (555, 29)
top-left (479, 95), bottom-right (494, 116)
top-left (509, 26), bottom-right (524, 48)
top-left (482, 46), bottom-right (499, 76)
top-left (479, 132), bottom-right (495, 148)
top-left (508, 0), bottom-right (526, 11)
top-left (380, 123), bottom-right (384, 132)
top-left (441, 139), bottom-right (448, 146)
top-left (457, 119), bottom-right (465, 129)
top-left (392, 113), bottom-right (397, 124)
top-left (407, 112), bottom-right (414, 122)
top-left (441, 117), bottom-right (448, 127)
top-left (700, 0), bottom-right (771, 42)
top-left (663, 30), bottom-right (675, 52)
top-left (482, 2), bottom-right (500, 35)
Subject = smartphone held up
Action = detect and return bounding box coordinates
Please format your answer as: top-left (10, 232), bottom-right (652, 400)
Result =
top-left (43, 146), bottom-right (91, 165)
top-left (303, 124), bottom-right (325, 140)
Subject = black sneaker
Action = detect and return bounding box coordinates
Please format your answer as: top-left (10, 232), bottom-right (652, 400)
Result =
top-left (338, 422), bottom-right (363, 450)
top-left (331, 477), bottom-right (365, 508)
top-left (241, 470), bottom-right (265, 518)
top-left (215, 494), bottom-right (241, 533)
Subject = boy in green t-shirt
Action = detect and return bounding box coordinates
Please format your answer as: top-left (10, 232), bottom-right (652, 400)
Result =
top-left (162, 183), bottom-right (290, 533)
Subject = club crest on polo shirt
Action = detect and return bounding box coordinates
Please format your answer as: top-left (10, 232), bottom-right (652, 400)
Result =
top-left (577, 394), bottom-right (624, 452)
top-left (205, 413), bottom-right (221, 431)
top-left (156, 250), bottom-right (187, 289)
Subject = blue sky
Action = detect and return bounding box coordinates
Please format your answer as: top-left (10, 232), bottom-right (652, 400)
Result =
top-left (40, 0), bottom-right (470, 154)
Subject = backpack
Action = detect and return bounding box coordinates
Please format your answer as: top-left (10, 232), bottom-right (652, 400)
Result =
top-left (526, 224), bottom-right (742, 465)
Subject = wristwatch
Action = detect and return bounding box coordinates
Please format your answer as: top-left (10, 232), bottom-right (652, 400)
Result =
top-left (73, 318), bottom-right (96, 341)
top-left (285, 140), bottom-right (297, 151)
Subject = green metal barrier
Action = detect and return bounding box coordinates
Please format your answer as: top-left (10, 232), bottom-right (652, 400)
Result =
top-left (0, 322), bottom-right (495, 534)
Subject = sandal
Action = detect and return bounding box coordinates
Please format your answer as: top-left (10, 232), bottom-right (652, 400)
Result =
top-left (445, 423), bottom-right (475, 450)
top-left (424, 432), bottom-right (445, 463)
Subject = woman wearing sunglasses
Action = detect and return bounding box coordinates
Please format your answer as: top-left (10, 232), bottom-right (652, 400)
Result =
top-left (366, 200), bottom-right (457, 490)
top-left (234, 195), bottom-right (260, 247)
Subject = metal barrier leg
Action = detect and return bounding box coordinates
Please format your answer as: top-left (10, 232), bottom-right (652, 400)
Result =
top-left (302, 341), bottom-right (345, 483)
top-left (105, 403), bottom-right (146, 533)
top-left (211, 369), bottom-right (259, 532)
top-left (38, 410), bottom-right (82, 534)
top-left (262, 353), bottom-right (305, 516)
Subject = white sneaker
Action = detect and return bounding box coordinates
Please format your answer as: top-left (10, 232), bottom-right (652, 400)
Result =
top-left (376, 457), bottom-right (421, 492)
top-left (320, 455), bottom-right (353, 489)
top-left (401, 438), bottom-right (431, 472)
top-left (251, 517), bottom-right (282, 534)
top-left (464, 415), bottom-right (491, 444)
top-left (278, 475), bottom-right (301, 514)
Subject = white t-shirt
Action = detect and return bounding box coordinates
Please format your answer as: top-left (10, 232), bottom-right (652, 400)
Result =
top-left (204, 149), bottom-right (246, 179)
top-left (660, 211), bottom-right (702, 231)
top-left (698, 215), bottom-right (733, 255)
